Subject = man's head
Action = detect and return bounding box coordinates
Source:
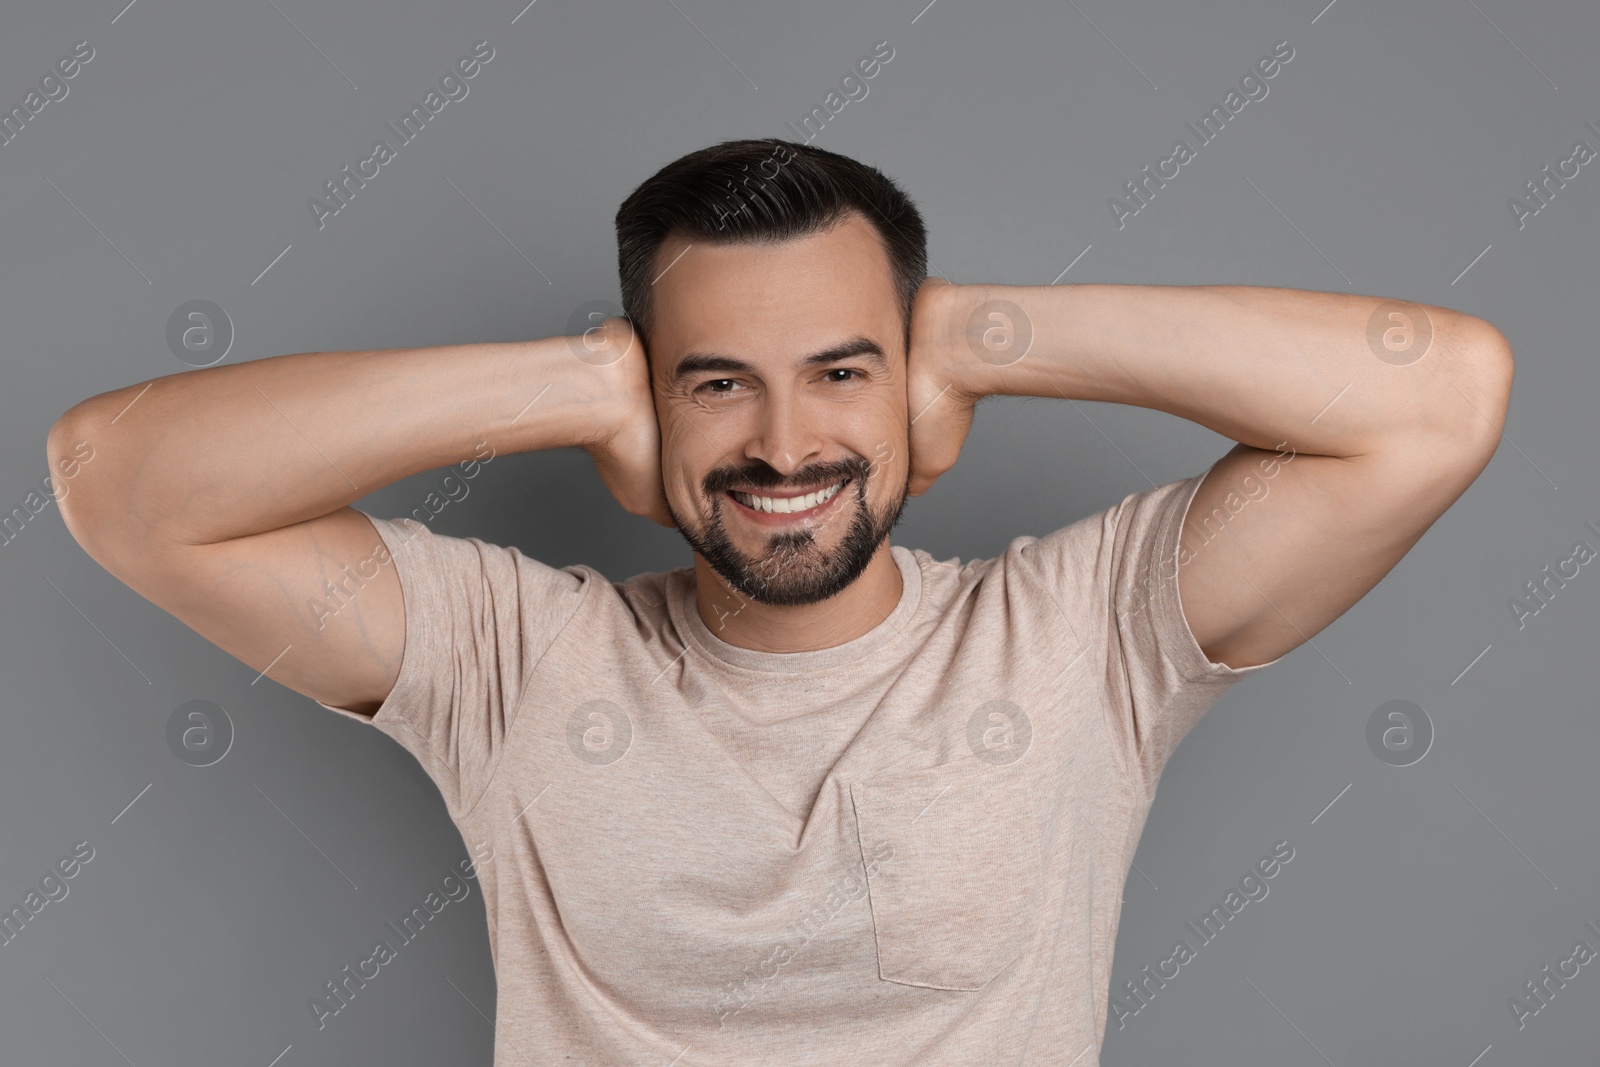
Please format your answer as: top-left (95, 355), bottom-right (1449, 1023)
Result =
top-left (614, 139), bottom-right (928, 608)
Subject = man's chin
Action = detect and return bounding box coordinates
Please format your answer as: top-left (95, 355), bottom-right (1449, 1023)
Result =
top-left (724, 570), bottom-right (846, 608)
top-left (671, 482), bottom-right (903, 607)
top-left (688, 536), bottom-right (850, 608)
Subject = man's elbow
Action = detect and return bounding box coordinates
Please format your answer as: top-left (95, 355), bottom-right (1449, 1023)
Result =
top-left (1442, 315), bottom-right (1514, 462)
top-left (45, 406), bottom-right (109, 553)
top-left (1467, 316), bottom-right (1515, 394)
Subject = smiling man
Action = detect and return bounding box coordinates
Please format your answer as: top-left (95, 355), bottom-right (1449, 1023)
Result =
top-left (48, 139), bottom-right (1512, 1065)
top-left (646, 210), bottom-right (916, 636)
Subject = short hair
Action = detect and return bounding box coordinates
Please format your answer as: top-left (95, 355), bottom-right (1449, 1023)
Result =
top-left (614, 138), bottom-right (927, 356)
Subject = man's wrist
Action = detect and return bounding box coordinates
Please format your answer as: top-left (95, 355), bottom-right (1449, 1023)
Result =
top-left (504, 334), bottom-right (632, 454)
top-left (936, 282), bottom-right (1031, 403)
top-left (559, 318), bottom-right (654, 454)
top-left (944, 282), bottom-right (1093, 403)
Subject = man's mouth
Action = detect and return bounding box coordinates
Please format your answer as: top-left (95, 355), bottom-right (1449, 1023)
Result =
top-left (726, 478), bottom-right (849, 516)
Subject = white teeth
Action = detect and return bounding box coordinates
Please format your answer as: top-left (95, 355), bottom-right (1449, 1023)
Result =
top-left (732, 479), bottom-right (846, 515)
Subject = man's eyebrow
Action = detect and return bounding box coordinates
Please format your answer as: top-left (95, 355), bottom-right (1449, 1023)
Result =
top-left (670, 336), bottom-right (888, 386)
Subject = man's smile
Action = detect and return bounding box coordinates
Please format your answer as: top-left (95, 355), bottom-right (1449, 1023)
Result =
top-left (724, 478), bottom-right (851, 524)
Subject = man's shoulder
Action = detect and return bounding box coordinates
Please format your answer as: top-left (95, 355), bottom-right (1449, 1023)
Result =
top-left (613, 564), bottom-right (689, 609)
top-left (895, 499), bottom-right (1113, 583)
top-left (902, 474), bottom-right (1204, 604)
top-left (371, 513), bottom-right (678, 584)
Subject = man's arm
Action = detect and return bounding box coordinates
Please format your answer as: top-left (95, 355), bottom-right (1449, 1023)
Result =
top-left (921, 282), bottom-right (1514, 670)
top-left (46, 322), bottom-right (660, 715)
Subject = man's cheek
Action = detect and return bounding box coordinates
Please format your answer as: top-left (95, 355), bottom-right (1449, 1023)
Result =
top-left (661, 418), bottom-right (708, 459)
top-left (674, 411), bottom-right (742, 458)
top-left (866, 441), bottom-right (897, 479)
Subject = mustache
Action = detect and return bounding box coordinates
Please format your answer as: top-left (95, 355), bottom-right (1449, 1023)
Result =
top-left (705, 457), bottom-right (869, 494)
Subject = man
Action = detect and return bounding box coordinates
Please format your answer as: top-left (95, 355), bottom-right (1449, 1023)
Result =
top-left (48, 138), bottom-right (1512, 1065)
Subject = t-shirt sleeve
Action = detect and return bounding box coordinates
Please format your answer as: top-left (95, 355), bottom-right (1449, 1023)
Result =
top-left (1015, 469), bottom-right (1282, 800)
top-left (315, 513), bottom-right (591, 819)
top-left (1099, 469), bottom-right (1281, 797)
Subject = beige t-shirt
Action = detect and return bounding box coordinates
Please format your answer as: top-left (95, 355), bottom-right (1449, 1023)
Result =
top-left (319, 469), bottom-right (1278, 1065)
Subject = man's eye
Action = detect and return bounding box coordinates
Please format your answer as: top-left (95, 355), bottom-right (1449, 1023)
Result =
top-left (697, 370), bottom-right (860, 396)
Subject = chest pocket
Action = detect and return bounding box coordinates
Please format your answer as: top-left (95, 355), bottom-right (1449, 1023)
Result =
top-left (849, 759), bottom-right (1046, 991)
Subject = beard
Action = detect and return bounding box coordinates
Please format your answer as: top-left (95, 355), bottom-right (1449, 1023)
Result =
top-left (667, 457), bottom-right (910, 608)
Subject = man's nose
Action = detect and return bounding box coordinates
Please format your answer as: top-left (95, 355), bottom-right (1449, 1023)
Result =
top-left (745, 393), bottom-right (823, 477)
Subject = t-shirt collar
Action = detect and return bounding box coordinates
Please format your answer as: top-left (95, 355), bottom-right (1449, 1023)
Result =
top-left (668, 545), bottom-right (924, 675)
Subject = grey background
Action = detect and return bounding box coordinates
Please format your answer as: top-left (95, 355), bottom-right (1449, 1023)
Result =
top-left (1, 0), bottom-right (1594, 1063)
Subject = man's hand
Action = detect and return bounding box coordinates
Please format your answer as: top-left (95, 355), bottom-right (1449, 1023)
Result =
top-left (905, 277), bottom-right (983, 498)
top-left (580, 317), bottom-right (676, 529)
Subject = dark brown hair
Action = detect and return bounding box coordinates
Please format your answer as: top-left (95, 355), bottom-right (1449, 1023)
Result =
top-left (614, 138), bottom-right (927, 355)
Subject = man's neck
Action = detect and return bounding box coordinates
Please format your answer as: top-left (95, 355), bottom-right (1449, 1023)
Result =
top-left (692, 544), bottom-right (903, 653)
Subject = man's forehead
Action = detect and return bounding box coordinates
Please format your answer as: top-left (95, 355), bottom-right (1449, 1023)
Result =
top-left (652, 229), bottom-right (897, 361)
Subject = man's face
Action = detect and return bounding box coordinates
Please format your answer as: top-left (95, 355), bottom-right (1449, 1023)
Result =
top-left (649, 211), bottom-right (911, 607)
